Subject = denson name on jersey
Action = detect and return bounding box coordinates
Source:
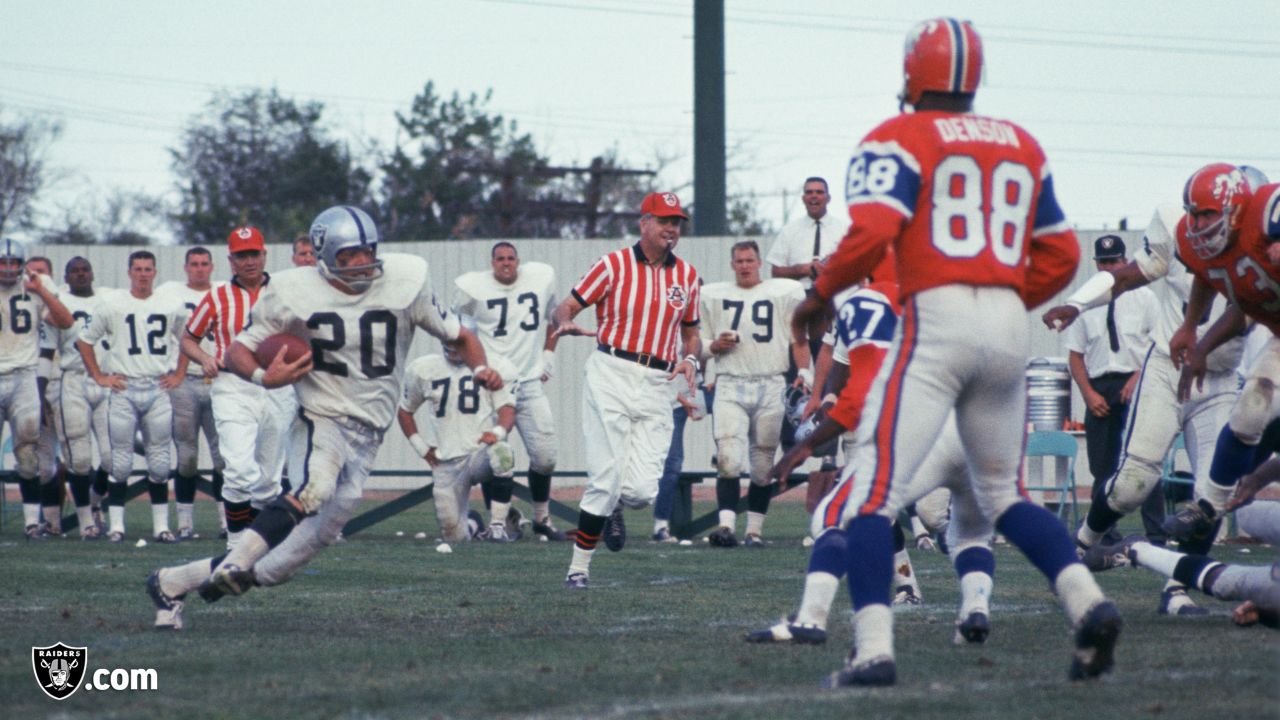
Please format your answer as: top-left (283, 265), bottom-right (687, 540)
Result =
top-left (237, 253), bottom-right (460, 432)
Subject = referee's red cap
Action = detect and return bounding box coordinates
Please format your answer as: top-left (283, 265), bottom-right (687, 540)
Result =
top-left (228, 226), bottom-right (266, 253)
top-left (640, 192), bottom-right (689, 220)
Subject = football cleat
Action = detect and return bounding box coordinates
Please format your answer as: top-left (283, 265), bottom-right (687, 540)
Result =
top-left (651, 527), bottom-right (678, 543)
top-left (1162, 500), bottom-right (1216, 543)
top-left (146, 571), bottom-right (185, 631)
top-left (743, 533), bottom-right (765, 548)
top-left (198, 564), bottom-right (256, 603)
top-left (744, 617), bottom-right (827, 645)
top-left (604, 507), bottom-right (626, 552)
top-left (1083, 533), bottom-right (1146, 572)
top-left (564, 572), bottom-right (589, 590)
top-left (487, 523), bottom-right (513, 543)
top-left (24, 523), bottom-right (49, 541)
top-left (154, 530), bottom-right (178, 544)
top-left (953, 611), bottom-right (990, 645)
top-left (1158, 587), bottom-right (1210, 617)
top-left (467, 510), bottom-right (487, 540)
top-left (532, 517), bottom-right (568, 542)
top-left (892, 585), bottom-right (922, 607)
top-left (823, 653), bottom-right (896, 688)
top-left (107, 531), bottom-right (125, 543)
top-left (1069, 601), bottom-right (1122, 681)
top-left (915, 534), bottom-right (937, 552)
top-left (708, 526), bottom-right (738, 548)
top-left (503, 507), bottom-right (526, 541)
top-left (80, 525), bottom-right (104, 541)
top-left (176, 527), bottom-right (196, 541)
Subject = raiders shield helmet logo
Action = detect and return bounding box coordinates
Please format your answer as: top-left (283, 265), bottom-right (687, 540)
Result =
top-left (32, 642), bottom-right (87, 700)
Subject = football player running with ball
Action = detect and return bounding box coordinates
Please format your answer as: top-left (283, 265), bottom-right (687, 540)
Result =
top-left (792, 18), bottom-right (1119, 686)
top-left (146, 206), bottom-right (497, 629)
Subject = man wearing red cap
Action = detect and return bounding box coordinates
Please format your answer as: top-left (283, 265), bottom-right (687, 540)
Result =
top-left (156, 247), bottom-right (227, 540)
top-left (177, 226), bottom-right (290, 554)
top-left (552, 191), bottom-right (702, 588)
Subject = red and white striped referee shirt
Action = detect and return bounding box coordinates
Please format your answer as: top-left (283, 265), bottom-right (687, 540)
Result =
top-left (571, 243), bottom-right (700, 362)
top-left (185, 274), bottom-right (270, 364)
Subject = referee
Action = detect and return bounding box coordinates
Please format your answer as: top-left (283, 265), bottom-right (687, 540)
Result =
top-left (181, 227), bottom-right (291, 550)
top-left (552, 192), bottom-right (703, 589)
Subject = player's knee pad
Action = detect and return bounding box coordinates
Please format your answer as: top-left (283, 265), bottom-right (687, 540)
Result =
top-left (523, 431), bottom-right (557, 475)
top-left (1106, 456), bottom-right (1163, 514)
top-left (294, 476), bottom-right (335, 515)
top-left (13, 440), bottom-right (39, 480)
top-left (1229, 376), bottom-right (1275, 445)
top-left (64, 435), bottom-right (94, 476)
top-left (714, 436), bottom-right (747, 478)
top-left (748, 445), bottom-right (776, 486)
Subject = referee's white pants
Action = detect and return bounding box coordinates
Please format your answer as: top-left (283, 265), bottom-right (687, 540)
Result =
top-left (211, 374), bottom-right (288, 508)
top-left (579, 352), bottom-right (675, 517)
top-left (1102, 348), bottom-right (1235, 514)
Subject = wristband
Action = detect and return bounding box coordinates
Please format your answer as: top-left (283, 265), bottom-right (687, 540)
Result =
top-left (683, 354), bottom-right (700, 372)
top-left (798, 367), bottom-right (815, 387)
top-left (490, 425), bottom-right (508, 441)
top-left (472, 364), bottom-right (489, 376)
top-left (407, 433), bottom-right (430, 458)
top-left (822, 393), bottom-right (838, 406)
top-left (1065, 271), bottom-right (1116, 312)
top-left (250, 368), bottom-right (266, 386)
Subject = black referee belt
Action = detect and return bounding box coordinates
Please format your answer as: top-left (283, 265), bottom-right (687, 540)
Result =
top-left (597, 344), bottom-right (674, 372)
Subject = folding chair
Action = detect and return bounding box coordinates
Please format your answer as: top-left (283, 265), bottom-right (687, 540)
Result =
top-left (1024, 431), bottom-right (1079, 528)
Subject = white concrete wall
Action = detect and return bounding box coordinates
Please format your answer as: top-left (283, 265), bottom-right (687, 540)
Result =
top-left (31, 229), bottom-right (1139, 489)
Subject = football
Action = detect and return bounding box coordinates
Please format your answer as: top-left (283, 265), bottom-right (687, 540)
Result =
top-left (254, 333), bottom-right (310, 367)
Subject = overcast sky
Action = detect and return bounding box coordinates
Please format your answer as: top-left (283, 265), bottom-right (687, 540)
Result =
top-left (4, 0), bottom-right (1278, 242)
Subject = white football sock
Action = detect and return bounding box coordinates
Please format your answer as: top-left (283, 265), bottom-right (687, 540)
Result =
top-left (23, 503), bottom-right (39, 527)
top-left (160, 559), bottom-right (215, 598)
top-left (76, 506), bottom-right (95, 535)
top-left (109, 505), bottom-right (125, 534)
top-left (568, 545), bottom-right (594, 577)
top-left (893, 549), bottom-right (920, 595)
top-left (718, 510), bottom-right (737, 531)
top-left (959, 571), bottom-right (993, 617)
top-left (853, 604), bottom-right (895, 662)
top-left (653, 518), bottom-right (670, 533)
top-left (177, 503), bottom-right (194, 531)
top-left (1129, 542), bottom-right (1180, 577)
top-left (533, 501), bottom-right (550, 523)
top-left (794, 572), bottom-right (839, 629)
top-left (1053, 563), bottom-right (1105, 626)
top-left (219, 529), bottom-right (269, 571)
top-left (745, 511), bottom-right (765, 537)
top-left (1076, 522), bottom-right (1103, 548)
top-left (489, 500), bottom-right (511, 527)
top-left (151, 503), bottom-right (171, 535)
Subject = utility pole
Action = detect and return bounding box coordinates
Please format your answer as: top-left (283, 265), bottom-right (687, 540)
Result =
top-left (693, 0), bottom-right (726, 236)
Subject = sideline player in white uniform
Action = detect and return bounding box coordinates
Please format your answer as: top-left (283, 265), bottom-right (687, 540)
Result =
top-left (1043, 205), bottom-right (1243, 616)
top-left (42, 257), bottom-right (113, 539)
top-left (146, 205), bottom-right (497, 629)
top-left (77, 250), bottom-right (188, 543)
top-left (0, 241), bottom-right (73, 538)
top-left (699, 240), bottom-right (803, 547)
top-left (453, 242), bottom-right (564, 540)
top-left (28, 255), bottom-right (72, 536)
top-left (156, 246), bottom-right (225, 540)
top-left (182, 227), bottom-right (290, 550)
top-left (399, 342), bottom-right (519, 542)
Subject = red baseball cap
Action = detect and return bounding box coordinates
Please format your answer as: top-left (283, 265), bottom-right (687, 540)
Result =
top-left (228, 226), bottom-right (265, 253)
top-left (640, 192), bottom-right (689, 220)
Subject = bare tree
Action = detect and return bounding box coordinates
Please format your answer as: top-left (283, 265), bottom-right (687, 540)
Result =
top-left (0, 111), bottom-right (61, 237)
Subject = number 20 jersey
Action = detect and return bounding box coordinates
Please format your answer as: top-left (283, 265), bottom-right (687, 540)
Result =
top-left (453, 262), bottom-right (556, 382)
top-left (237, 253), bottom-right (461, 432)
top-left (829, 111), bottom-right (1075, 303)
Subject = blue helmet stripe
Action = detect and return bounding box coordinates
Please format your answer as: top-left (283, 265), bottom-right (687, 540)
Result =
top-left (342, 206), bottom-right (369, 245)
top-left (947, 18), bottom-right (965, 93)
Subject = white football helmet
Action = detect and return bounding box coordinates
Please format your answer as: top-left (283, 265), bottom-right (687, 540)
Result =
top-left (0, 238), bottom-right (26, 287)
top-left (309, 206), bottom-right (383, 293)
top-left (444, 315), bottom-right (477, 366)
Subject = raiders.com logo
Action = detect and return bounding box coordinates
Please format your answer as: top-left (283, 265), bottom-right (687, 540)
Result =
top-left (31, 642), bottom-right (159, 700)
top-left (32, 643), bottom-right (87, 700)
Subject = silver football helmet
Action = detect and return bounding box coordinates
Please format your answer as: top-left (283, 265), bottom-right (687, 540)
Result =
top-left (1240, 165), bottom-right (1270, 191)
top-left (0, 238), bottom-right (26, 287)
top-left (309, 206), bottom-right (383, 293)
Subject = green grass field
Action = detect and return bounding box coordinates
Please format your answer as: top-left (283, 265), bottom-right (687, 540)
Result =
top-left (1, 497), bottom-right (1277, 720)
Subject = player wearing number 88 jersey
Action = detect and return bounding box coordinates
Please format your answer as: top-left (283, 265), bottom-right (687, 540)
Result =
top-left (699, 240), bottom-right (804, 546)
top-left (453, 243), bottom-right (563, 538)
top-left (77, 251), bottom-right (188, 543)
top-left (800, 18), bottom-right (1118, 687)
